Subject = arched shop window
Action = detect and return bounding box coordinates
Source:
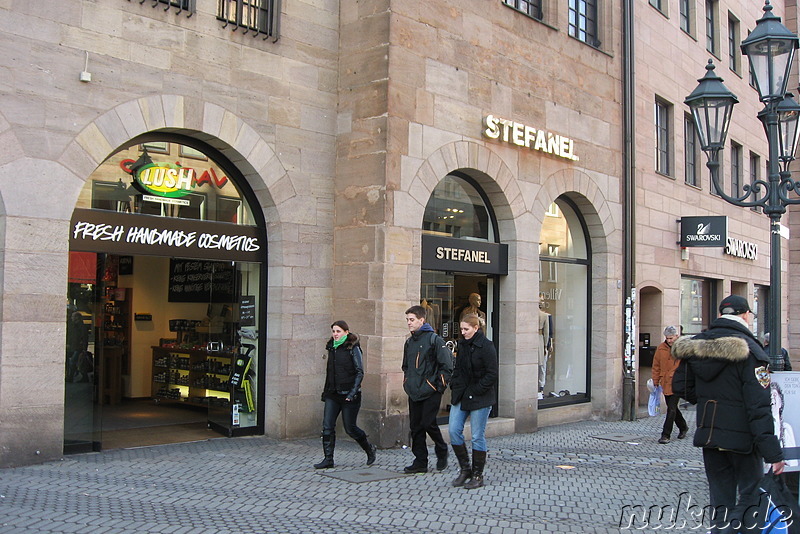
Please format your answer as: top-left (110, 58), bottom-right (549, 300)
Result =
top-left (65, 137), bottom-right (266, 453)
top-left (421, 173), bottom-right (504, 421)
top-left (538, 197), bottom-right (590, 407)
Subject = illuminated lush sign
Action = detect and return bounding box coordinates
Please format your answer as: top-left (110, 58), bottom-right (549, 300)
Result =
top-left (135, 163), bottom-right (196, 198)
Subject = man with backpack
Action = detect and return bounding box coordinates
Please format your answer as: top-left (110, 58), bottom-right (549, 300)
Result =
top-left (402, 305), bottom-right (453, 474)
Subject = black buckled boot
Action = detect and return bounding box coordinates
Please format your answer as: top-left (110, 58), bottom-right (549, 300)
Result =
top-left (313, 434), bottom-right (335, 469)
top-left (450, 443), bottom-right (471, 487)
top-left (356, 437), bottom-right (377, 466)
top-left (463, 450), bottom-right (486, 489)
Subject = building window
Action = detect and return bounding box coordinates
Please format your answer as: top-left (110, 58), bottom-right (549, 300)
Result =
top-left (539, 197), bottom-right (590, 407)
top-left (685, 115), bottom-right (699, 187)
top-left (568, 0), bottom-right (600, 48)
top-left (706, 0), bottom-right (718, 55)
top-left (649, 0), bottom-right (664, 14)
top-left (655, 99), bottom-right (672, 176)
top-left (680, 0), bottom-right (692, 35)
top-left (728, 14), bottom-right (740, 74)
top-left (131, 0), bottom-right (195, 15)
top-left (217, 0), bottom-right (280, 41)
top-left (681, 277), bottom-right (716, 335)
top-left (503, 0), bottom-right (543, 20)
top-left (731, 142), bottom-right (742, 196)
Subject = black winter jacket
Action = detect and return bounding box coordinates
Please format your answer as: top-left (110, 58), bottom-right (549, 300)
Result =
top-left (672, 317), bottom-right (783, 463)
top-left (450, 330), bottom-right (498, 411)
top-left (402, 325), bottom-right (453, 402)
top-left (322, 333), bottom-right (363, 400)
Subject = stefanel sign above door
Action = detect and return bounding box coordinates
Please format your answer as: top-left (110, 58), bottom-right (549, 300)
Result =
top-left (482, 115), bottom-right (579, 161)
top-left (422, 234), bottom-right (508, 275)
top-left (70, 208), bottom-right (265, 262)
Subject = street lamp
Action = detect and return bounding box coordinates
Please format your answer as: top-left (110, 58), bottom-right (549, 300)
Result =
top-left (685, 1), bottom-right (800, 371)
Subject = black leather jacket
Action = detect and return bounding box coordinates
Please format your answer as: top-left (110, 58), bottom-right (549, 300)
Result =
top-left (672, 317), bottom-right (782, 463)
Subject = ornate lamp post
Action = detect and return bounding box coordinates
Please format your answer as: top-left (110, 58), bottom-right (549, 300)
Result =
top-left (685, 1), bottom-right (800, 370)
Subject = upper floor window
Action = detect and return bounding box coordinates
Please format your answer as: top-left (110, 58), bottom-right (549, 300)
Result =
top-left (217, 0), bottom-right (280, 41)
top-left (503, 0), bottom-right (543, 20)
top-left (655, 99), bottom-right (672, 176)
top-left (731, 142), bottom-right (742, 196)
top-left (129, 0), bottom-right (195, 16)
top-left (649, 0), bottom-right (666, 16)
top-left (685, 115), bottom-right (699, 187)
top-left (750, 152), bottom-right (762, 212)
top-left (568, 0), bottom-right (600, 48)
top-left (706, 0), bottom-right (719, 56)
top-left (728, 14), bottom-right (741, 74)
top-left (680, 0), bottom-right (693, 35)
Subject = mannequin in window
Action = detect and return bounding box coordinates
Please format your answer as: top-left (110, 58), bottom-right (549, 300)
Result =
top-left (538, 303), bottom-right (551, 400)
top-left (420, 299), bottom-right (438, 334)
top-left (460, 293), bottom-right (486, 323)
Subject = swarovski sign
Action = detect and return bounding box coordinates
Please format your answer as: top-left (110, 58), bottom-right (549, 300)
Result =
top-left (725, 237), bottom-right (758, 261)
top-left (680, 216), bottom-right (727, 248)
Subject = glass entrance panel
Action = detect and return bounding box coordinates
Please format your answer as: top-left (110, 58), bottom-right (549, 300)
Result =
top-left (64, 253), bottom-right (101, 453)
top-left (680, 276), bottom-right (714, 335)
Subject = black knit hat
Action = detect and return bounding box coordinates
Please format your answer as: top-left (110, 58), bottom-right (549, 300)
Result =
top-left (719, 295), bottom-right (752, 316)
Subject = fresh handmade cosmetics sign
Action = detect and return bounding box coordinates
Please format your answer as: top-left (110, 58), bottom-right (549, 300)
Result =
top-left (70, 208), bottom-right (265, 262)
top-left (482, 115), bottom-right (579, 161)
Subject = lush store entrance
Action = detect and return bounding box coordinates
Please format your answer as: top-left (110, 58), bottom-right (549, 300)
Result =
top-left (65, 137), bottom-right (266, 452)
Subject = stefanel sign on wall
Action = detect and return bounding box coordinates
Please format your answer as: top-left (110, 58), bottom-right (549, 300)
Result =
top-left (422, 234), bottom-right (508, 275)
top-left (70, 208), bottom-right (265, 262)
top-left (680, 216), bottom-right (727, 248)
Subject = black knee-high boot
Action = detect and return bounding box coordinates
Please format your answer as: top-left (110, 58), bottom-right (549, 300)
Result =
top-left (463, 450), bottom-right (486, 489)
top-left (356, 436), bottom-right (377, 466)
top-left (451, 443), bottom-right (471, 487)
top-left (313, 434), bottom-right (335, 469)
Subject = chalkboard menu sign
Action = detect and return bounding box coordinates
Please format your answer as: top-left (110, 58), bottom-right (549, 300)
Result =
top-left (168, 259), bottom-right (237, 303)
top-left (239, 296), bottom-right (256, 326)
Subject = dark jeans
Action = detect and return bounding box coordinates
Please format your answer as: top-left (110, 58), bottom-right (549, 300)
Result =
top-left (702, 448), bottom-right (763, 532)
top-left (661, 394), bottom-right (688, 438)
top-left (408, 393), bottom-right (447, 466)
top-left (321, 393), bottom-right (366, 441)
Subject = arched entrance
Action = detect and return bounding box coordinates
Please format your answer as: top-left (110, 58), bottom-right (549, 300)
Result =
top-left (65, 134), bottom-right (267, 452)
top-left (420, 172), bottom-right (507, 421)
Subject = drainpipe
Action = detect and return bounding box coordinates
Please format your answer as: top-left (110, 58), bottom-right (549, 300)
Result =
top-left (621, 0), bottom-right (637, 421)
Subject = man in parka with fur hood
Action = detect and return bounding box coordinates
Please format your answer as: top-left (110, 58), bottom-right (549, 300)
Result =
top-left (672, 294), bottom-right (785, 532)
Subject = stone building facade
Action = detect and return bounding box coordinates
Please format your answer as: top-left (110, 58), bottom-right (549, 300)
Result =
top-left (0, 0), bottom-right (794, 467)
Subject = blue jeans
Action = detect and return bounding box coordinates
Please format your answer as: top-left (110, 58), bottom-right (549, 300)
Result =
top-left (448, 403), bottom-right (491, 451)
top-left (321, 393), bottom-right (366, 441)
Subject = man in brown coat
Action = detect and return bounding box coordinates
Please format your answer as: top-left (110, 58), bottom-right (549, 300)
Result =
top-left (652, 325), bottom-right (688, 444)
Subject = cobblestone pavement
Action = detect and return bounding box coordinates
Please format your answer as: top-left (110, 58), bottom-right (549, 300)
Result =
top-left (0, 413), bottom-right (711, 533)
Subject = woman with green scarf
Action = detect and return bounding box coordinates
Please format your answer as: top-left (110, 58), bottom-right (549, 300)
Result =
top-left (313, 320), bottom-right (377, 469)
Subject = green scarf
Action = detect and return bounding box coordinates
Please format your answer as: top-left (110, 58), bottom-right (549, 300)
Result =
top-left (332, 335), bottom-right (347, 349)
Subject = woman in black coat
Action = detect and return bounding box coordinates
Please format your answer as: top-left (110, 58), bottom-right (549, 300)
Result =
top-left (313, 320), bottom-right (377, 469)
top-left (448, 313), bottom-right (498, 489)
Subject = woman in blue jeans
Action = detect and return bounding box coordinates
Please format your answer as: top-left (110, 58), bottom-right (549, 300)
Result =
top-left (313, 320), bottom-right (377, 469)
top-left (448, 313), bottom-right (498, 489)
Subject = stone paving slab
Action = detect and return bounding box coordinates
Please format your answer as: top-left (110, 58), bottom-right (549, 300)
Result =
top-left (0, 413), bottom-right (713, 533)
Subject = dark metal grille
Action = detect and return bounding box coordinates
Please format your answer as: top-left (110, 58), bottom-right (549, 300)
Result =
top-left (218, 0), bottom-right (280, 41)
top-left (130, 0), bottom-right (195, 16)
top-left (503, 0), bottom-right (543, 21)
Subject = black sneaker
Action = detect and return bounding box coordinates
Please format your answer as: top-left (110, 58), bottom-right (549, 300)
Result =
top-left (677, 429), bottom-right (688, 439)
top-left (403, 464), bottom-right (428, 474)
top-left (658, 436), bottom-right (670, 444)
top-left (436, 455), bottom-right (448, 471)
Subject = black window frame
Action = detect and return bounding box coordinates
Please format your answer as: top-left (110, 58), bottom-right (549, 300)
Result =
top-left (706, 0), bottom-right (718, 55)
top-left (503, 0), bottom-right (543, 21)
top-left (728, 14), bottom-right (741, 74)
top-left (679, 0), bottom-right (691, 34)
top-left (655, 99), bottom-right (672, 176)
top-left (684, 115), bottom-right (699, 187)
top-left (731, 141), bottom-right (742, 197)
top-left (568, 0), bottom-right (601, 48)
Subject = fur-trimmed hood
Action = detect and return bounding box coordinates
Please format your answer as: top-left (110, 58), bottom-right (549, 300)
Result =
top-left (672, 335), bottom-right (750, 362)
